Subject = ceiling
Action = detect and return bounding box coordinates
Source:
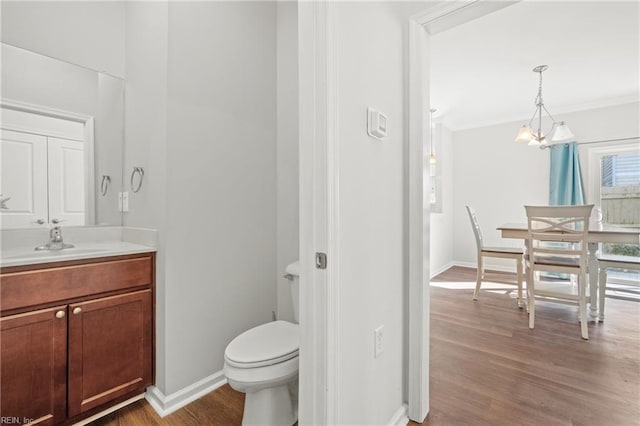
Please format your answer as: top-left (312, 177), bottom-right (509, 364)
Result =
top-left (429, 1), bottom-right (640, 131)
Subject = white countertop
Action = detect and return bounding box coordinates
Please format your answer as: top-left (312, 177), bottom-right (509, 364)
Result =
top-left (1, 226), bottom-right (157, 268)
top-left (1, 241), bottom-right (155, 268)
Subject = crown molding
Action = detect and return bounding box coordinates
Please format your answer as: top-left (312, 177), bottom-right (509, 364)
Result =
top-left (414, 0), bottom-right (519, 35)
top-left (444, 95), bottom-right (640, 132)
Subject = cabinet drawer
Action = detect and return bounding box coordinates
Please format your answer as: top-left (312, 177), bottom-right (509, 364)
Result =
top-left (1, 255), bottom-right (153, 312)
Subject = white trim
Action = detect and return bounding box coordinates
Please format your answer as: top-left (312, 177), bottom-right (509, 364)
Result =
top-left (73, 394), bottom-right (144, 426)
top-left (431, 261), bottom-right (455, 279)
top-left (84, 118), bottom-right (96, 225)
top-left (413, 0), bottom-right (481, 30)
top-left (145, 370), bottom-right (227, 417)
top-left (586, 142), bottom-right (640, 208)
top-left (325, 0), bottom-right (340, 424)
top-left (299, 1), bottom-right (522, 424)
top-left (387, 404), bottom-right (409, 426)
top-left (407, 1), bottom-right (519, 422)
top-left (0, 98), bottom-right (96, 226)
top-left (407, 14), bottom-right (430, 424)
top-left (418, 0), bottom-right (518, 35)
top-left (1, 98), bottom-right (93, 123)
top-left (298, 2), bottom-right (330, 424)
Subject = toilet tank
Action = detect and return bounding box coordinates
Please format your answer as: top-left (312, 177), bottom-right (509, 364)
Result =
top-left (285, 261), bottom-right (300, 323)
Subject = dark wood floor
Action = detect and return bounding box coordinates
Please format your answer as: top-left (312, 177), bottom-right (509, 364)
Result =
top-left (417, 266), bottom-right (640, 426)
top-left (91, 266), bottom-right (640, 426)
top-left (88, 384), bottom-right (244, 425)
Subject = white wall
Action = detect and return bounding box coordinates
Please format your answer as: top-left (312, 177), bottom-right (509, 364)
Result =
top-left (124, 0), bottom-right (169, 391)
top-left (429, 123), bottom-right (454, 276)
top-left (125, 1), bottom-right (278, 397)
top-left (162, 1), bottom-right (277, 394)
top-left (276, 1), bottom-right (299, 322)
top-left (332, 2), bottom-right (408, 423)
top-left (0, 1), bottom-right (126, 78)
top-left (451, 102), bottom-right (640, 271)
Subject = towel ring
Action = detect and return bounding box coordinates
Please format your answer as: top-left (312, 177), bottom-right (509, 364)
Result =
top-left (100, 175), bottom-right (111, 196)
top-left (130, 167), bottom-right (145, 193)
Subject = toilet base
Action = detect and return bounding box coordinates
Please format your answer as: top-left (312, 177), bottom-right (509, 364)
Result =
top-left (242, 384), bottom-right (296, 426)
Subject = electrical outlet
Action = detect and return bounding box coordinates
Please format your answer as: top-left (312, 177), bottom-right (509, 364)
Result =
top-left (374, 325), bottom-right (384, 358)
top-left (122, 191), bottom-right (129, 212)
top-left (118, 192), bottom-right (123, 212)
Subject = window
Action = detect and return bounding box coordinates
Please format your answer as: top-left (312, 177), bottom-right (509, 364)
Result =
top-left (588, 144), bottom-right (640, 286)
top-left (601, 153), bottom-right (640, 189)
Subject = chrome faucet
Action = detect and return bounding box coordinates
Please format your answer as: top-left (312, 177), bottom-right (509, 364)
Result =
top-left (35, 226), bottom-right (75, 251)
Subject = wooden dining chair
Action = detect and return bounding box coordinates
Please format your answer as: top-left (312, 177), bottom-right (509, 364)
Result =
top-left (524, 204), bottom-right (593, 339)
top-left (465, 206), bottom-right (524, 308)
top-left (597, 253), bottom-right (640, 322)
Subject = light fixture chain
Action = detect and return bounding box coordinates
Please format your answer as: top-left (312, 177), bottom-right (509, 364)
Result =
top-left (537, 68), bottom-right (544, 106)
top-left (515, 64), bottom-right (573, 145)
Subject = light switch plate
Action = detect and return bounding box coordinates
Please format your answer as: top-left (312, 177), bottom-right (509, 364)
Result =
top-left (374, 325), bottom-right (384, 358)
top-left (367, 107), bottom-right (388, 140)
top-left (122, 192), bottom-right (129, 212)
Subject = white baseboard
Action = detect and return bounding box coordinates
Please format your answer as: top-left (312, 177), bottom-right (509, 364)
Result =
top-left (430, 261), bottom-right (455, 278)
top-left (146, 370), bottom-right (227, 417)
top-left (387, 404), bottom-right (409, 426)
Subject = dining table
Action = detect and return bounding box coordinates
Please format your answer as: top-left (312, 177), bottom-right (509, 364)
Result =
top-left (497, 222), bottom-right (640, 321)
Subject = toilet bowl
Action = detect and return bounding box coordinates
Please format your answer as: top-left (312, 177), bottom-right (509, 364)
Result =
top-left (223, 261), bottom-right (300, 426)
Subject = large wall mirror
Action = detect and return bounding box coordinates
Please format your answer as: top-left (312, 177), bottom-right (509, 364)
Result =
top-left (0, 43), bottom-right (124, 228)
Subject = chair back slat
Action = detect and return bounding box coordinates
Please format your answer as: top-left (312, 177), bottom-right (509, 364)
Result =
top-left (525, 204), bottom-right (593, 269)
top-left (465, 206), bottom-right (484, 250)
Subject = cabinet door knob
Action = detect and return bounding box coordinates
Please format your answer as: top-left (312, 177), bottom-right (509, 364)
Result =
top-left (56, 310), bottom-right (66, 319)
top-left (73, 307), bottom-right (82, 315)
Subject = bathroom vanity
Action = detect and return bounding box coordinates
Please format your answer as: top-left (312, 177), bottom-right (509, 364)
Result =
top-left (1, 243), bottom-right (155, 425)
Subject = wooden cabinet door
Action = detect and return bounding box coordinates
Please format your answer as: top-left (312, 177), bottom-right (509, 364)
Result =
top-left (67, 290), bottom-right (152, 417)
top-left (1, 306), bottom-right (67, 426)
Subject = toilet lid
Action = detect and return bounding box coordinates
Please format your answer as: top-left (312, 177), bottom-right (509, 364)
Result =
top-left (225, 321), bottom-right (299, 368)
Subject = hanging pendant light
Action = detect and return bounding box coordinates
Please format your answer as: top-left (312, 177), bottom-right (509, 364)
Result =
top-left (514, 65), bottom-right (574, 146)
top-left (553, 121), bottom-right (574, 141)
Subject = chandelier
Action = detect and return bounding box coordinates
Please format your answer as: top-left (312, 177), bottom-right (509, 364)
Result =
top-left (514, 65), bottom-right (574, 146)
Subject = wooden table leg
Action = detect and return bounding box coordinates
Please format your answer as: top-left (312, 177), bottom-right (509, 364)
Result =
top-left (588, 242), bottom-right (599, 321)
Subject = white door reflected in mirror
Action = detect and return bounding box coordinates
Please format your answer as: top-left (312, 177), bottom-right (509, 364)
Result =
top-left (0, 110), bottom-right (87, 228)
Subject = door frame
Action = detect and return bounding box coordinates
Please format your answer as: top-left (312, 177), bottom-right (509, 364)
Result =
top-left (298, 1), bottom-right (518, 423)
top-left (298, 1), bottom-right (336, 424)
top-left (409, 2), bottom-right (519, 419)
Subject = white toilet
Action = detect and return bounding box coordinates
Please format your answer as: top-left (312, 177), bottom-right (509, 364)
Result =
top-left (223, 261), bottom-right (300, 426)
